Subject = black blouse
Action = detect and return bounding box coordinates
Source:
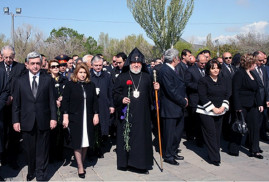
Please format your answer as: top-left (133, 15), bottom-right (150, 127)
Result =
top-left (197, 75), bottom-right (231, 116)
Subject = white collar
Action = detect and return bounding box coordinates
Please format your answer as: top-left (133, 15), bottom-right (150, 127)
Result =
top-left (166, 63), bottom-right (175, 71)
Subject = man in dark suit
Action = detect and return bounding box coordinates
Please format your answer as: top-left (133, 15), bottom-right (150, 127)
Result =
top-left (0, 68), bottom-right (8, 181)
top-left (252, 51), bottom-right (269, 141)
top-left (0, 45), bottom-right (26, 169)
top-left (110, 52), bottom-right (127, 84)
top-left (12, 51), bottom-right (57, 181)
top-left (220, 52), bottom-right (236, 141)
top-left (175, 49), bottom-right (192, 79)
top-left (184, 54), bottom-right (207, 146)
top-left (159, 48), bottom-right (188, 166)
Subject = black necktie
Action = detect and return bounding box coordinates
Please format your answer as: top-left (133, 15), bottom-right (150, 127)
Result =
top-left (258, 67), bottom-right (264, 85)
top-left (228, 64), bottom-right (234, 74)
top-left (6, 65), bottom-right (11, 78)
top-left (32, 76), bottom-right (38, 98)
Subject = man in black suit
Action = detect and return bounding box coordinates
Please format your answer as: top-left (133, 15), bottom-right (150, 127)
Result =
top-left (184, 54), bottom-right (207, 145)
top-left (110, 52), bottom-right (127, 84)
top-left (12, 51), bottom-right (57, 181)
top-left (0, 68), bottom-right (8, 181)
top-left (159, 48), bottom-right (188, 166)
top-left (220, 52), bottom-right (236, 141)
top-left (252, 51), bottom-right (269, 141)
top-left (175, 49), bottom-right (192, 79)
top-left (0, 45), bottom-right (26, 169)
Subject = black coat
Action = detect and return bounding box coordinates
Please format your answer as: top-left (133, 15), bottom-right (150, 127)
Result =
top-left (0, 61), bottom-right (26, 96)
top-left (90, 70), bottom-right (114, 136)
top-left (61, 81), bottom-right (99, 150)
top-left (159, 64), bottom-right (187, 118)
top-left (185, 64), bottom-right (203, 108)
top-left (232, 68), bottom-right (262, 110)
top-left (113, 71), bottom-right (153, 170)
top-left (50, 74), bottom-right (68, 124)
top-left (175, 61), bottom-right (188, 79)
top-left (12, 71), bottom-right (57, 131)
top-left (0, 68), bottom-right (8, 152)
top-left (110, 67), bottom-right (122, 84)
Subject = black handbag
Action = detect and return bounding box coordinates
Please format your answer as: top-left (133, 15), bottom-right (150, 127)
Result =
top-left (232, 111), bottom-right (248, 135)
top-left (63, 127), bottom-right (71, 145)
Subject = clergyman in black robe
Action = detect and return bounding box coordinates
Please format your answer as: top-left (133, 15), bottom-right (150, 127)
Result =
top-left (113, 47), bottom-right (159, 174)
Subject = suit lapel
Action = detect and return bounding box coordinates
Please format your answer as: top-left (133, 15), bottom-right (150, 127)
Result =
top-left (24, 72), bottom-right (35, 100)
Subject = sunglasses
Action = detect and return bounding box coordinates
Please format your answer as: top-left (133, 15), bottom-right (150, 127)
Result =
top-left (224, 57), bottom-right (232, 60)
top-left (50, 65), bottom-right (60, 69)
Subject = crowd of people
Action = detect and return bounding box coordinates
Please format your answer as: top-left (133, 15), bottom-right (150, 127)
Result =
top-left (0, 45), bottom-right (268, 181)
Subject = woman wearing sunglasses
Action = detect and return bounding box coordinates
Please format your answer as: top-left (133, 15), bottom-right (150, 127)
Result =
top-left (47, 59), bottom-right (68, 163)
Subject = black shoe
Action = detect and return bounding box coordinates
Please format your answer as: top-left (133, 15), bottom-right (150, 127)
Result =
top-left (0, 176), bottom-right (5, 181)
top-left (259, 149), bottom-right (263, 153)
top-left (117, 167), bottom-right (128, 171)
top-left (174, 154), bottom-right (184, 160)
top-left (228, 152), bottom-right (239, 157)
top-left (176, 149), bottom-right (181, 153)
top-left (210, 161), bottom-right (220, 166)
top-left (26, 174), bottom-right (35, 181)
top-left (249, 153), bottom-right (263, 159)
top-left (78, 172), bottom-right (85, 179)
top-left (163, 158), bottom-right (179, 166)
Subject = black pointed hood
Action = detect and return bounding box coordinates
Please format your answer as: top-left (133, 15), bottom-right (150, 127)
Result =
top-left (122, 47), bottom-right (149, 73)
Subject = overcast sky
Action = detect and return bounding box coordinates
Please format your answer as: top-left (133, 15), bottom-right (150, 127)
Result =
top-left (0, 0), bottom-right (268, 45)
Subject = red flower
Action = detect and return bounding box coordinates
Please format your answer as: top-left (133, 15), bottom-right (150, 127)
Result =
top-left (126, 80), bottom-right (133, 85)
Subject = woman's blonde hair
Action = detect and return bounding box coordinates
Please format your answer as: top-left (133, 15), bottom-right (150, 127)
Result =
top-left (71, 62), bottom-right (91, 83)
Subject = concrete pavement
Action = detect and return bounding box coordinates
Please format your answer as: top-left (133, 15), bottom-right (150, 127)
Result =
top-left (1, 137), bottom-right (269, 181)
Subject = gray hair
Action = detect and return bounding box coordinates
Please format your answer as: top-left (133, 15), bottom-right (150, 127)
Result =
top-left (164, 48), bottom-right (179, 63)
top-left (26, 51), bottom-right (42, 63)
top-left (82, 54), bottom-right (93, 63)
top-left (1, 45), bottom-right (15, 55)
top-left (91, 55), bottom-right (103, 65)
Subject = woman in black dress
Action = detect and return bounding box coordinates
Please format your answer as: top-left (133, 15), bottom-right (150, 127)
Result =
top-left (48, 59), bottom-right (68, 162)
top-left (62, 63), bottom-right (99, 178)
top-left (197, 59), bottom-right (230, 166)
top-left (229, 54), bottom-right (264, 159)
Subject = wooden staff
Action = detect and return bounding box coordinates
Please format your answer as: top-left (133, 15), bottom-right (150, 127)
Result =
top-left (153, 70), bottom-right (163, 171)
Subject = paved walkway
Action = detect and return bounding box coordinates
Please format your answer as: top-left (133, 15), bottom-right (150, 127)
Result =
top-left (1, 137), bottom-right (269, 181)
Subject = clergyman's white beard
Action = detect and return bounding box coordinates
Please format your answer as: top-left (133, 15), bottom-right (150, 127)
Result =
top-left (130, 66), bottom-right (142, 74)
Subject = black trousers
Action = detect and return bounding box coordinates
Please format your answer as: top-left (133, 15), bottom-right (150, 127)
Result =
top-left (22, 124), bottom-right (50, 181)
top-left (229, 107), bottom-right (261, 154)
top-left (162, 116), bottom-right (184, 160)
top-left (186, 107), bottom-right (203, 142)
top-left (200, 114), bottom-right (223, 162)
top-left (260, 108), bottom-right (268, 139)
top-left (3, 105), bottom-right (20, 164)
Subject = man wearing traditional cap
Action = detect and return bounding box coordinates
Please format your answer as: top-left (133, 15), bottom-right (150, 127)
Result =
top-left (12, 51), bottom-right (57, 181)
top-left (113, 47), bottom-right (159, 174)
top-left (55, 54), bottom-right (69, 77)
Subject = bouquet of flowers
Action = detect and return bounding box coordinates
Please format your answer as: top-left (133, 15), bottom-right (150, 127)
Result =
top-left (122, 80), bottom-right (132, 152)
